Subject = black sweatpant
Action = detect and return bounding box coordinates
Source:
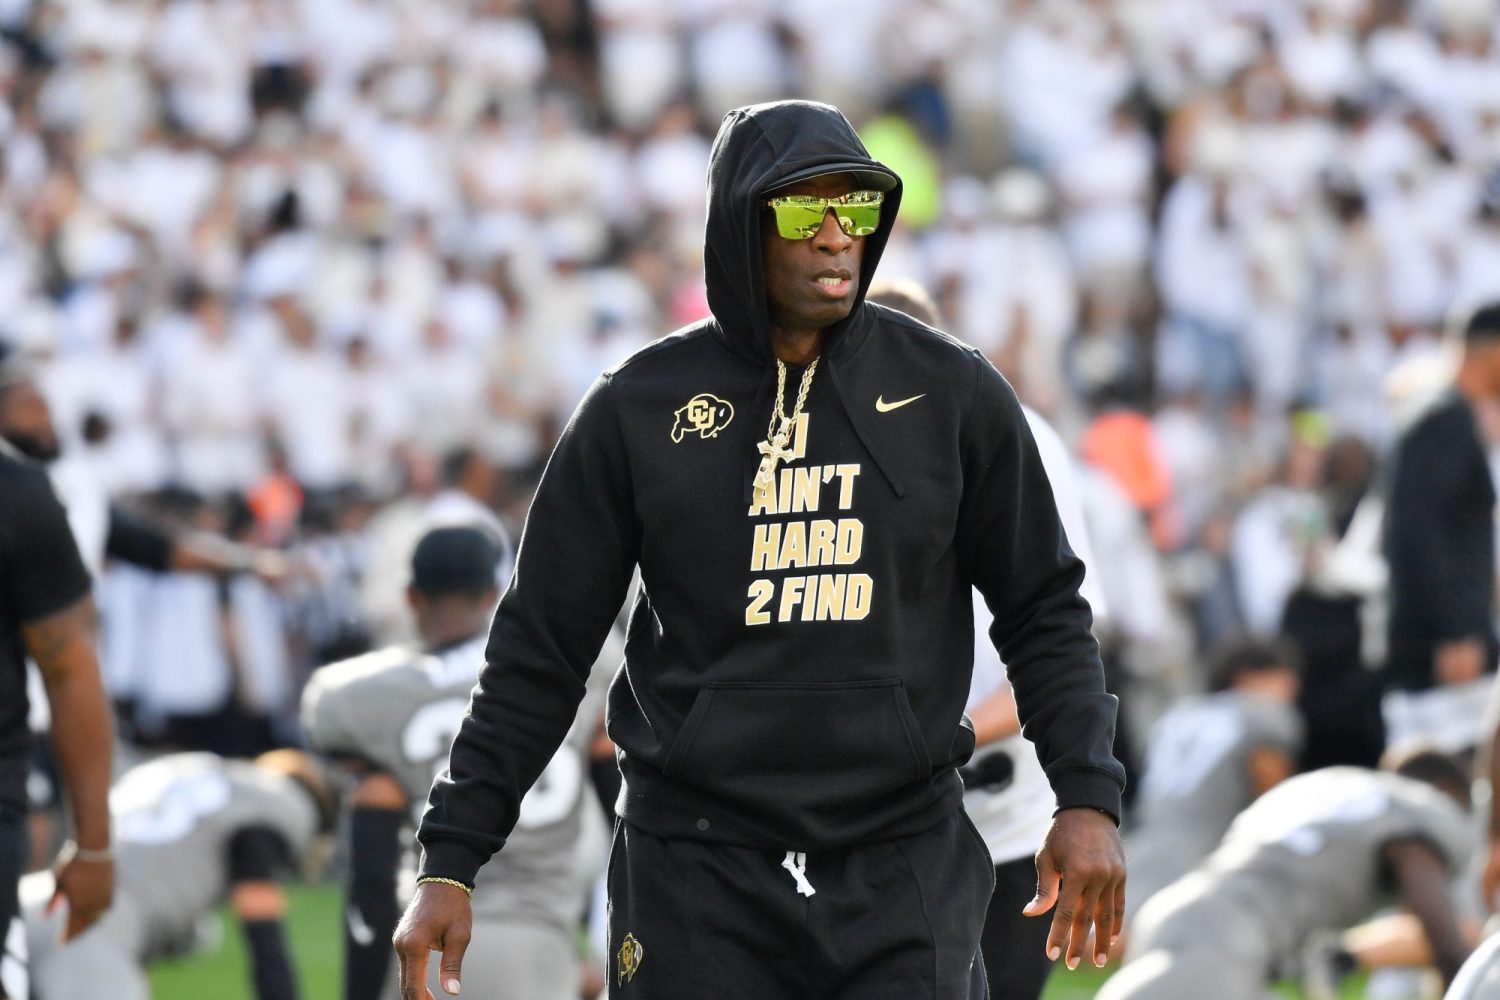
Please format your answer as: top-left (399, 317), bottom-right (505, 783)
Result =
top-left (0, 798), bottom-right (25, 1000)
top-left (605, 812), bottom-right (993, 999)
top-left (980, 855), bottom-right (1055, 1000)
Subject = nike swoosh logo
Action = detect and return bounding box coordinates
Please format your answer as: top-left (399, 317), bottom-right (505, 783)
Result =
top-left (347, 904), bottom-right (375, 946)
top-left (876, 394), bottom-right (925, 413)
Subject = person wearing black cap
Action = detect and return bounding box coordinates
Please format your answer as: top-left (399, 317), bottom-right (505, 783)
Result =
top-left (303, 525), bottom-right (611, 1000)
top-left (396, 100), bottom-right (1125, 1000)
top-left (1382, 302), bottom-right (1500, 756)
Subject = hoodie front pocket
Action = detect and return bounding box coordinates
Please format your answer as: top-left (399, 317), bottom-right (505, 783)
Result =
top-left (661, 678), bottom-right (932, 824)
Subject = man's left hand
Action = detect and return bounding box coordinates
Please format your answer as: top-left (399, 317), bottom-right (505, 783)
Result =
top-left (1024, 807), bottom-right (1126, 970)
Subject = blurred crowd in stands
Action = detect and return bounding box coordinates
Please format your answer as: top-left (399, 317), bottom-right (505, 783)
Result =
top-left (4, 0), bottom-right (1500, 782)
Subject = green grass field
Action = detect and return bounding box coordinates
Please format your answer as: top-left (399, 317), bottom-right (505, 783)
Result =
top-left (149, 883), bottom-right (342, 1000)
top-left (147, 882), bottom-right (1367, 999)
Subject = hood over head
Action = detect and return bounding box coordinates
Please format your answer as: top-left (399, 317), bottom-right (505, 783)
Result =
top-left (704, 101), bottom-right (903, 364)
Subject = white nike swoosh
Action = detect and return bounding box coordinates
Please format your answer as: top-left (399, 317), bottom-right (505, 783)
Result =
top-left (875, 394), bottom-right (925, 413)
top-left (347, 904), bottom-right (375, 946)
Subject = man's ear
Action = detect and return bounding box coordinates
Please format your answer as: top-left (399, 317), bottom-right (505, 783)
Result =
top-left (406, 585), bottom-right (421, 613)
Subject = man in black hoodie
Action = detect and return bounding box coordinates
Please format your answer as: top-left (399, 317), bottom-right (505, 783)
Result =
top-left (394, 100), bottom-right (1126, 1000)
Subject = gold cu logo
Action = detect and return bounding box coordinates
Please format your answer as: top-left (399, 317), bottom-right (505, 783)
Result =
top-left (671, 393), bottom-right (734, 443)
top-left (617, 932), bottom-right (644, 986)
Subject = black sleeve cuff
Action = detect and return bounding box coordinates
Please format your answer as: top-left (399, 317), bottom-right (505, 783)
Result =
top-left (1050, 767), bottom-right (1125, 827)
top-left (415, 838), bottom-right (492, 890)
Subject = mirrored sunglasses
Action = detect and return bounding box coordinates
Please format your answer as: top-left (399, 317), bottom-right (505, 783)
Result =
top-left (763, 190), bottom-right (885, 240)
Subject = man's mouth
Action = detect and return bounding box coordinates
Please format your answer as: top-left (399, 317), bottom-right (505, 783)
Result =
top-left (814, 271), bottom-right (853, 296)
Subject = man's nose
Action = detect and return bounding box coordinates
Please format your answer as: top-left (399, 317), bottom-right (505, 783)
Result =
top-left (810, 208), bottom-right (853, 251)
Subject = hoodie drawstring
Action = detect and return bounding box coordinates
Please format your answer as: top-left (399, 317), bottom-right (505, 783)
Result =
top-left (781, 850), bottom-right (816, 897)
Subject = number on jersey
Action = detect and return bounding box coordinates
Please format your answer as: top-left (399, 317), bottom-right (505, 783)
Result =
top-left (113, 770), bottom-right (234, 845)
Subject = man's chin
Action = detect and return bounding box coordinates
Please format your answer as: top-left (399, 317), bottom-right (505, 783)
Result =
top-left (807, 299), bottom-right (857, 329)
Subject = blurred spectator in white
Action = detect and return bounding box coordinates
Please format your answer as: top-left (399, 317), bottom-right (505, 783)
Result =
top-left (1425, 0), bottom-right (1500, 156)
top-left (1000, 0), bottom-right (1133, 170)
top-left (530, 92), bottom-right (625, 222)
top-left (301, 0), bottom-right (398, 121)
top-left (1155, 123), bottom-right (1254, 402)
top-left (377, 219), bottom-right (447, 351)
top-left (631, 103), bottom-right (710, 220)
top-left (782, 0), bottom-right (889, 125)
top-left (1315, 174), bottom-right (1388, 339)
top-left (595, 0), bottom-right (683, 131)
top-left (453, 0), bottom-right (550, 107)
top-left (403, 315), bottom-right (490, 458)
top-left (1243, 199), bottom-right (1317, 413)
top-left (158, 288), bottom-right (268, 495)
top-left (1080, 461), bottom-right (1173, 654)
top-left (57, 227), bottom-right (143, 355)
top-left (1281, 2), bottom-right (1365, 109)
top-left (1452, 172), bottom-right (1500, 314)
top-left (687, 2), bottom-right (788, 120)
top-left (354, 68), bottom-right (459, 222)
top-left (1231, 417), bottom-right (1332, 638)
top-left (1153, 389), bottom-right (1225, 545)
top-left (1364, 0), bottom-right (1446, 112)
top-left (437, 254), bottom-right (507, 352)
top-left (1054, 100), bottom-right (1154, 291)
top-left (932, 168), bottom-right (1077, 417)
top-left (520, 214), bottom-right (612, 423)
top-left (457, 100), bottom-right (534, 223)
top-left (148, 0), bottom-right (256, 147)
top-left (86, 116), bottom-right (222, 266)
top-left (242, 189), bottom-right (321, 305)
top-left (38, 1), bottom-right (157, 158)
top-left (1315, 323), bottom-right (1398, 447)
top-left (260, 298), bottom-right (357, 493)
top-left (41, 312), bottom-right (168, 496)
top-left (342, 336), bottom-right (411, 497)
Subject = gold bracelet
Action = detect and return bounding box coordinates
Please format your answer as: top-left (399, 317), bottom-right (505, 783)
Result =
top-left (415, 876), bottom-right (473, 897)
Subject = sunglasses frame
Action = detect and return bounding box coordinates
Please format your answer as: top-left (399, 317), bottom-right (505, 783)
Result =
top-left (762, 190), bottom-right (886, 240)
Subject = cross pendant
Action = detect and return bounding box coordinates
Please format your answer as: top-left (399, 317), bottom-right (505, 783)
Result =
top-left (754, 432), bottom-right (794, 495)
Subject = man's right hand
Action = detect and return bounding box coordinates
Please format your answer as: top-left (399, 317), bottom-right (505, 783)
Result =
top-left (393, 882), bottom-right (472, 999)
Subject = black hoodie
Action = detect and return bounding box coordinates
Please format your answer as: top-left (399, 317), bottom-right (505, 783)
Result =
top-left (417, 101), bottom-right (1123, 885)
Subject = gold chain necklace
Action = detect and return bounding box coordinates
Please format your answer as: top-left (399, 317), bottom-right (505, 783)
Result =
top-left (754, 358), bottom-right (817, 497)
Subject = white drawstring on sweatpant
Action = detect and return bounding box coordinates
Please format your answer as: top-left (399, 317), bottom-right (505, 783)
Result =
top-left (781, 850), bottom-right (816, 897)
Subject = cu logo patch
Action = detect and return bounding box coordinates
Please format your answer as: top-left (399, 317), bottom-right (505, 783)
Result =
top-left (617, 932), bottom-right (644, 986)
top-left (671, 393), bottom-right (734, 443)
